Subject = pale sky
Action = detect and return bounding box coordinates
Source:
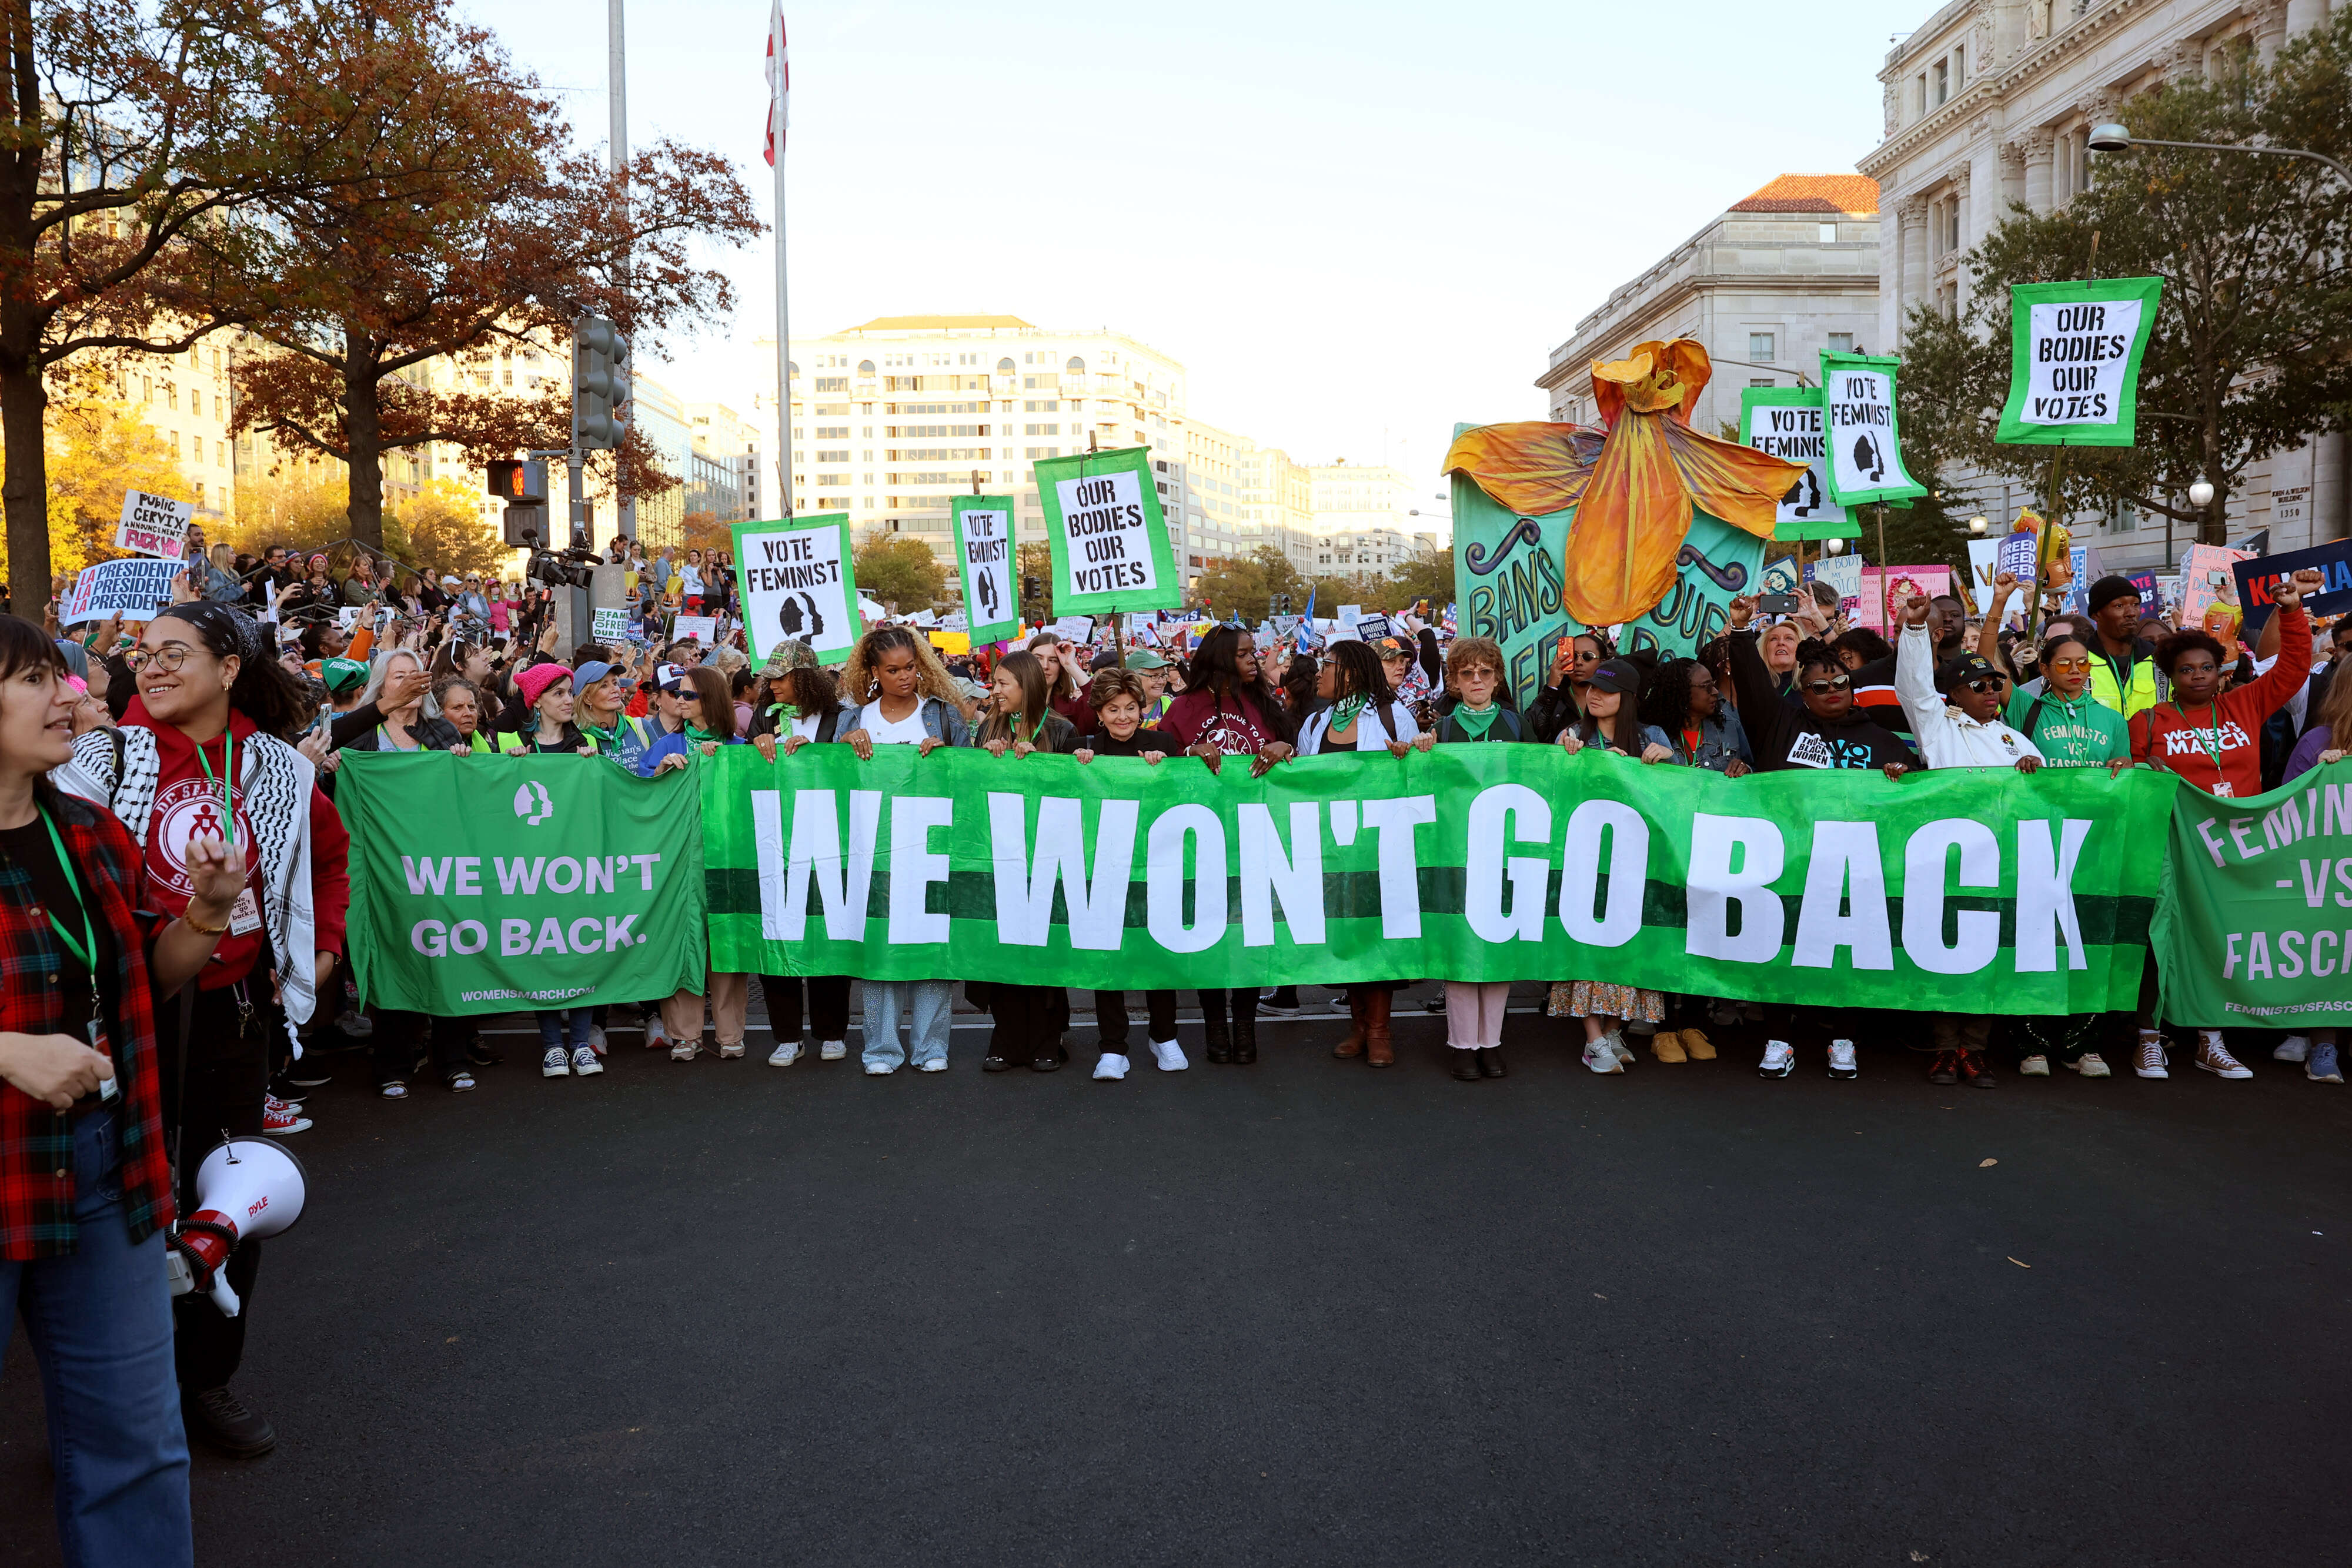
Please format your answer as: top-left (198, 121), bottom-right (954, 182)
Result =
top-left (462, 0), bottom-right (1905, 492)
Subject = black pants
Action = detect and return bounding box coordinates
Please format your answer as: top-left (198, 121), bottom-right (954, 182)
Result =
top-left (763, 975), bottom-right (851, 1042)
top-left (981, 984), bottom-right (1067, 1064)
top-left (1094, 989), bottom-right (1178, 1049)
top-left (160, 981), bottom-right (271, 1392)
top-left (371, 1009), bottom-right (467, 1086)
top-left (1197, 988), bottom-right (1258, 1029)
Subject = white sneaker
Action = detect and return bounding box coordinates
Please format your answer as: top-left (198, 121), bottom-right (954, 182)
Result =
top-left (718, 1042), bottom-right (746, 1059)
top-left (1602, 1028), bottom-right (1633, 1065)
top-left (1582, 1041), bottom-right (1624, 1074)
top-left (2195, 1032), bottom-right (2252, 1080)
top-left (542, 1045), bottom-right (571, 1078)
top-left (588, 1025), bottom-right (608, 1058)
top-left (1827, 1039), bottom-right (1857, 1079)
top-left (2136, 1034), bottom-right (2169, 1079)
top-left (2018, 1054), bottom-right (2050, 1076)
top-left (1094, 1052), bottom-right (1130, 1081)
top-left (818, 1039), bottom-right (847, 1061)
top-left (644, 1018), bottom-right (669, 1049)
top-left (1758, 1040), bottom-right (1795, 1078)
top-left (670, 1039), bottom-right (699, 1062)
top-left (571, 1045), bottom-right (603, 1076)
top-left (2273, 1034), bottom-right (2311, 1063)
top-left (864, 1060), bottom-right (895, 1075)
top-left (917, 1057), bottom-right (948, 1072)
top-left (2070, 1052), bottom-right (2112, 1078)
top-left (1149, 1038), bottom-right (1189, 1072)
top-left (768, 1039), bottom-right (803, 1066)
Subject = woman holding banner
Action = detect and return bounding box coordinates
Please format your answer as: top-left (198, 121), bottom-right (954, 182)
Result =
top-left (971, 652), bottom-right (1081, 1074)
top-left (2271, 670), bottom-right (2351, 1084)
top-left (1527, 631), bottom-right (1611, 744)
top-left (839, 627), bottom-right (973, 1075)
top-left (646, 668), bottom-right (749, 1063)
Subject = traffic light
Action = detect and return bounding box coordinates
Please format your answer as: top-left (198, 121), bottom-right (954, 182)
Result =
top-left (573, 315), bottom-right (630, 452)
top-left (486, 459), bottom-right (547, 504)
top-left (502, 503), bottom-right (547, 549)
top-left (1023, 574), bottom-right (1041, 603)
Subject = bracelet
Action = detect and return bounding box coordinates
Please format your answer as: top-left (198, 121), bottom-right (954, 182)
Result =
top-left (181, 905), bottom-right (233, 936)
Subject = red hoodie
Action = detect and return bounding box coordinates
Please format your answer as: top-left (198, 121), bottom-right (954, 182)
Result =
top-left (125, 698), bottom-right (351, 989)
top-left (2129, 605), bottom-right (2311, 798)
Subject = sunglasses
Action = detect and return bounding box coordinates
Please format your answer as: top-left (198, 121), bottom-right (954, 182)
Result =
top-left (1956, 676), bottom-right (2004, 694)
top-left (1800, 674), bottom-right (1852, 693)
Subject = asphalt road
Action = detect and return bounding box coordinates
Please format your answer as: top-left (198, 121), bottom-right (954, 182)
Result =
top-left (7, 985), bottom-right (2350, 1567)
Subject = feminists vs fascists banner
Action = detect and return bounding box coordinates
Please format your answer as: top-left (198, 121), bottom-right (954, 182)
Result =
top-left (700, 745), bottom-right (2171, 1013)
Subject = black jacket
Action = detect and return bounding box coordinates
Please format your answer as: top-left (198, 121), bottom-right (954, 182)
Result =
top-left (1727, 630), bottom-right (1919, 773)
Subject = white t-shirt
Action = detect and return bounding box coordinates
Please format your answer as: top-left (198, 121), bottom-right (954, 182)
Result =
top-left (789, 711), bottom-right (821, 742)
top-left (857, 703), bottom-right (931, 745)
top-left (680, 564), bottom-right (704, 596)
top-left (1298, 701), bottom-right (1419, 755)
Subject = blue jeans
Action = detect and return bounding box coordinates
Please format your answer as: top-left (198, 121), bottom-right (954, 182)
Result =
top-left (536, 1008), bottom-right (592, 1052)
top-left (0, 1111), bottom-right (193, 1568)
top-left (860, 979), bottom-right (954, 1071)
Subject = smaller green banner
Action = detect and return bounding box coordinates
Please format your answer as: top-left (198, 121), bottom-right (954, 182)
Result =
top-left (1740, 385), bottom-right (1856, 540)
top-left (1819, 352), bottom-right (1929, 508)
top-left (731, 513), bottom-right (861, 666)
top-left (339, 753), bottom-right (708, 1016)
top-left (952, 495), bottom-right (1021, 644)
top-left (2151, 759), bottom-right (2352, 1029)
top-left (1034, 446), bottom-right (1183, 616)
top-left (1997, 276), bottom-right (2163, 447)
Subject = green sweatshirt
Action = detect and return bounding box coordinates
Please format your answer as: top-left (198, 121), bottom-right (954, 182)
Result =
top-left (2004, 687), bottom-right (2131, 767)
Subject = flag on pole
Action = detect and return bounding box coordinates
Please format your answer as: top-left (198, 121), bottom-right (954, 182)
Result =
top-left (762, 4), bottom-right (789, 166)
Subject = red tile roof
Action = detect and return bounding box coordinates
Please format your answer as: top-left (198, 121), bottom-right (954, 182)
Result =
top-left (1729, 174), bottom-right (1880, 215)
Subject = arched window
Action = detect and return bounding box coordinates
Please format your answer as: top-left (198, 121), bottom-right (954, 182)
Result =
top-left (857, 359), bottom-right (876, 375)
top-left (997, 357), bottom-right (1015, 373)
top-left (786, 360), bottom-right (800, 376)
top-left (1065, 356), bottom-right (1085, 375)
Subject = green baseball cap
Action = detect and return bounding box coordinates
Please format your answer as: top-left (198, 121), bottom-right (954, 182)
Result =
top-left (320, 657), bottom-right (370, 695)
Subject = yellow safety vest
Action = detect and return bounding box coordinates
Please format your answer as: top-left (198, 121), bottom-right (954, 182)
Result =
top-left (2086, 643), bottom-right (2161, 718)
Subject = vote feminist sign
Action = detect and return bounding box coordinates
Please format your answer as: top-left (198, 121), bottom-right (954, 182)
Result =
top-left (1819, 351), bottom-right (1927, 509)
top-left (729, 514), bottom-right (860, 665)
top-left (953, 496), bottom-right (1020, 644)
top-left (1035, 447), bottom-right (1182, 616)
top-left (1999, 277), bottom-right (2162, 447)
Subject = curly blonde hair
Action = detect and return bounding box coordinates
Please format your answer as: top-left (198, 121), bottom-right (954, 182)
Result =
top-left (841, 626), bottom-right (973, 720)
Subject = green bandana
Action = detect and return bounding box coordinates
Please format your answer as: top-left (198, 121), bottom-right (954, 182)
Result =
top-left (684, 724), bottom-right (719, 746)
top-left (1329, 694), bottom-right (1368, 737)
top-left (1451, 703), bottom-right (1502, 740)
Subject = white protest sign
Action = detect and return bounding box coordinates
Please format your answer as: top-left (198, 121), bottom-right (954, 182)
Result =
top-left (955, 504), bottom-right (1017, 636)
top-left (1965, 539), bottom-right (2002, 614)
top-left (335, 605), bottom-right (364, 631)
top-left (733, 517), bottom-right (857, 664)
top-left (113, 490), bottom-right (193, 560)
top-left (1338, 604), bottom-right (1361, 626)
top-left (2019, 297), bottom-right (2144, 430)
top-left (1820, 356), bottom-right (1926, 506)
top-left (1811, 554), bottom-right (1862, 617)
top-left (670, 613), bottom-right (719, 647)
top-left (59, 557), bottom-right (185, 624)
top-left (592, 607), bottom-right (627, 643)
top-left (1050, 616), bottom-right (1095, 644)
top-left (1053, 470), bottom-right (1158, 598)
top-left (1740, 391), bottom-right (1847, 529)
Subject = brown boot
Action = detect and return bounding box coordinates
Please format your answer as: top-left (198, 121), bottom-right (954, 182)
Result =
top-left (1332, 991), bottom-right (1367, 1058)
top-left (1365, 989), bottom-right (1395, 1068)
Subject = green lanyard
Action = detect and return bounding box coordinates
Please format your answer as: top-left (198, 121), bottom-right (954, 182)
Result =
top-left (33, 808), bottom-right (98, 981)
top-left (191, 728), bottom-right (236, 852)
top-left (2174, 700), bottom-right (2227, 776)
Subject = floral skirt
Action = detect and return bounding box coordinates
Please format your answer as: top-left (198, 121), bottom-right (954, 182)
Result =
top-left (1548, 981), bottom-right (1663, 1022)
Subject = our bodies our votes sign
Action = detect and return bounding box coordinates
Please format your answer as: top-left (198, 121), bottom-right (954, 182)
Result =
top-left (1738, 386), bottom-right (1852, 539)
top-left (2151, 760), bottom-right (2352, 1029)
top-left (1819, 352), bottom-right (1927, 507)
top-left (114, 489), bottom-right (193, 559)
top-left (952, 496), bottom-right (1020, 643)
top-left (1035, 447), bottom-right (1181, 616)
top-left (58, 557), bottom-right (183, 624)
top-left (730, 514), bottom-right (859, 664)
top-left (1997, 277), bottom-right (2163, 446)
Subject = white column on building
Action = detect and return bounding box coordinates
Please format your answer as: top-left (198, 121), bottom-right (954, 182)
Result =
top-left (2256, 0), bottom-right (2293, 59)
top-left (1896, 195), bottom-right (1929, 345)
top-left (2285, 0), bottom-right (2331, 35)
top-left (1999, 139), bottom-right (2027, 213)
top-left (1952, 160), bottom-right (1976, 314)
top-left (2313, 430), bottom-right (2348, 544)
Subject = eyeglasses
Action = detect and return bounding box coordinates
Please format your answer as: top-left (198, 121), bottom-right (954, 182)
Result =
top-left (1957, 676), bottom-right (2004, 694)
top-left (2046, 656), bottom-right (2091, 673)
top-left (125, 644), bottom-right (196, 674)
top-left (1800, 674), bottom-right (1852, 693)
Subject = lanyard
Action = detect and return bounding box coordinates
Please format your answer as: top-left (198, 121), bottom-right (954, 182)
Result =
top-left (2174, 701), bottom-right (2227, 775)
top-left (192, 728), bottom-right (236, 852)
top-left (34, 809), bottom-right (99, 992)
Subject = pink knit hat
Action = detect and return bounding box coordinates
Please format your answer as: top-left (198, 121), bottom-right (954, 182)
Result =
top-left (515, 662), bottom-right (573, 708)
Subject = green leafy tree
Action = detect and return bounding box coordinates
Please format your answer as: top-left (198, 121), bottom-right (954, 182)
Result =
top-left (1191, 544), bottom-right (1303, 623)
top-left (1384, 544), bottom-right (1456, 614)
top-left (1015, 539), bottom-right (1054, 621)
top-left (854, 533), bottom-right (947, 613)
top-left (1900, 13), bottom-right (2352, 546)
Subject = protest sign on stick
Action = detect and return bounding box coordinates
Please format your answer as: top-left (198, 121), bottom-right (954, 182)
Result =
top-left (953, 496), bottom-right (1021, 645)
top-left (1996, 278), bottom-right (2163, 446)
top-left (730, 514), bottom-right (859, 665)
top-left (113, 490), bottom-right (193, 560)
top-left (58, 557), bottom-right (183, 624)
top-left (1035, 448), bottom-right (1181, 617)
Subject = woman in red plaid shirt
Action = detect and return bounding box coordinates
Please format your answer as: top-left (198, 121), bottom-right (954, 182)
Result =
top-left (0, 616), bottom-right (248, 1568)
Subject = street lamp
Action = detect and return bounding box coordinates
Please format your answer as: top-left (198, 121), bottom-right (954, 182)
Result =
top-left (1823, 536), bottom-right (1846, 555)
top-left (2188, 479), bottom-right (2215, 508)
top-left (2087, 122), bottom-right (2352, 189)
top-left (1967, 514), bottom-right (1989, 535)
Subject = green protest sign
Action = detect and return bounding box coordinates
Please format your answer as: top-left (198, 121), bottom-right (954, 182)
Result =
top-left (699, 743), bottom-right (2169, 1012)
top-left (1034, 446), bottom-right (1182, 617)
top-left (951, 494), bottom-right (1020, 644)
top-left (731, 513), bottom-right (860, 665)
top-left (1739, 385), bottom-right (1855, 540)
top-left (2151, 760), bottom-right (2352, 1029)
top-left (1997, 276), bottom-right (2163, 447)
top-left (1819, 351), bottom-right (1929, 508)
top-left (339, 753), bottom-right (707, 1015)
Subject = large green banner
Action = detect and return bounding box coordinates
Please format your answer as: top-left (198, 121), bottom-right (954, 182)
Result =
top-left (339, 753), bottom-right (709, 1015)
top-left (2152, 760), bottom-right (2352, 1029)
top-left (700, 745), bottom-right (2171, 1013)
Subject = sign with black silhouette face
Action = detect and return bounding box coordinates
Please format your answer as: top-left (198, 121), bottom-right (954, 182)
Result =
top-left (730, 513), bottom-right (860, 666)
top-left (1739, 386), bottom-right (1853, 541)
top-left (1819, 352), bottom-right (1927, 509)
top-left (953, 495), bottom-right (1020, 646)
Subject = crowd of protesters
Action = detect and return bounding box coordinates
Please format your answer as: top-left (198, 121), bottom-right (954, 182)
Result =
top-left (2, 522), bottom-right (2344, 1566)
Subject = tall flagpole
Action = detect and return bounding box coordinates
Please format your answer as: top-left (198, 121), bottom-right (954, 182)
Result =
top-left (610, 0), bottom-right (635, 541)
top-left (770, 7), bottom-right (791, 519)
